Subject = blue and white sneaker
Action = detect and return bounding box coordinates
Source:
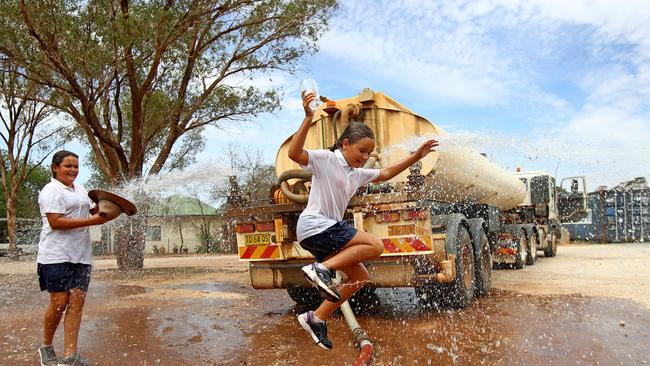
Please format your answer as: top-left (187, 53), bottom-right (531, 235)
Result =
top-left (298, 311), bottom-right (332, 350)
top-left (301, 263), bottom-right (341, 302)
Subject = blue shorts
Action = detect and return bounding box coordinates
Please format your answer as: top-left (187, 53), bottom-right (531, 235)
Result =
top-left (38, 263), bottom-right (92, 292)
top-left (299, 220), bottom-right (358, 262)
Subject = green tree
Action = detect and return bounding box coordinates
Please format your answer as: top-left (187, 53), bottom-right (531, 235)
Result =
top-left (0, 0), bottom-right (338, 269)
top-left (0, 160), bottom-right (51, 218)
top-left (0, 59), bottom-right (70, 258)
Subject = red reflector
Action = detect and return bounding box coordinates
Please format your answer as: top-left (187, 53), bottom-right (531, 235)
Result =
top-left (236, 223), bottom-right (255, 233)
top-left (255, 222), bottom-right (275, 232)
top-left (401, 210), bottom-right (427, 221)
top-left (497, 234), bottom-right (512, 241)
top-left (382, 212), bottom-right (400, 222)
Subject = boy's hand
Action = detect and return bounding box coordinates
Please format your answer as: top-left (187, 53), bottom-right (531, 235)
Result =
top-left (413, 139), bottom-right (439, 159)
top-left (301, 90), bottom-right (316, 117)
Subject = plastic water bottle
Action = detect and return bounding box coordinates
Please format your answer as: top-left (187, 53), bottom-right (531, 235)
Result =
top-left (299, 78), bottom-right (322, 111)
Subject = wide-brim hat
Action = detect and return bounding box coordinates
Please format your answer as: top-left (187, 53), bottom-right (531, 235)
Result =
top-left (88, 190), bottom-right (138, 216)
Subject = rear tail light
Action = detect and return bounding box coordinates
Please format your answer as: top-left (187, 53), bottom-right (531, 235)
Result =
top-left (255, 222), bottom-right (275, 232)
top-left (401, 209), bottom-right (427, 221)
top-left (374, 211), bottom-right (400, 223)
top-left (235, 223), bottom-right (255, 233)
top-left (497, 233), bottom-right (513, 241)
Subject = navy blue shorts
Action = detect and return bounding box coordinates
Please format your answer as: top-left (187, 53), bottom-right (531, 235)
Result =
top-left (299, 220), bottom-right (358, 262)
top-left (38, 263), bottom-right (92, 292)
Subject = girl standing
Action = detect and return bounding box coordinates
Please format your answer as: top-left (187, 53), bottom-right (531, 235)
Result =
top-left (37, 150), bottom-right (109, 366)
top-left (289, 91), bottom-right (438, 349)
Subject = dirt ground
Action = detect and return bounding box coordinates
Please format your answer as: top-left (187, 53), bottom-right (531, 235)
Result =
top-left (1, 242), bottom-right (649, 365)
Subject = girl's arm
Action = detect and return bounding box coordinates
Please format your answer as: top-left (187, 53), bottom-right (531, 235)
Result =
top-left (288, 91), bottom-right (318, 166)
top-left (46, 213), bottom-right (109, 230)
top-left (375, 139), bottom-right (438, 182)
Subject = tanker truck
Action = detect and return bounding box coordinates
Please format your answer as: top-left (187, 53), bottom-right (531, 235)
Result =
top-left (226, 88), bottom-right (587, 309)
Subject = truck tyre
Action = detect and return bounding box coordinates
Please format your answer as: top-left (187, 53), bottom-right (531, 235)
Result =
top-left (448, 225), bottom-right (475, 308)
top-left (349, 286), bottom-right (380, 313)
top-left (468, 219), bottom-right (491, 297)
top-left (538, 228), bottom-right (548, 253)
top-left (526, 230), bottom-right (538, 265)
top-left (415, 224), bottom-right (475, 309)
top-left (287, 287), bottom-right (321, 308)
top-left (544, 229), bottom-right (558, 257)
top-left (514, 230), bottom-right (527, 269)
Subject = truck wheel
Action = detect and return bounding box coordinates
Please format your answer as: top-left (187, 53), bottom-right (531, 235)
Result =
top-left (287, 287), bottom-right (321, 308)
top-left (474, 228), bottom-right (492, 297)
top-left (544, 229), bottom-right (558, 257)
top-left (449, 225), bottom-right (475, 307)
top-left (349, 286), bottom-right (380, 313)
top-left (538, 228), bottom-right (548, 253)
top-left (514, 230), bottom-right (527, 269)
top-left (415, 225), bottom-right (475, 309)
top-left (415, 284), bottom-right (447, 310)
top-left (526, 232), bottom-right (538, 265)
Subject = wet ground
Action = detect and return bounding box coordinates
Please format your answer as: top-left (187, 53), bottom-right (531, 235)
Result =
top-left (1, 243), bottom-right (649, 365)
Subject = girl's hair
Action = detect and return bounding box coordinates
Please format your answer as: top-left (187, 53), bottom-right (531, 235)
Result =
top-left (329, 122), bottom-right (375, 151)
top-left (51, 150), bottom-right (78, 177)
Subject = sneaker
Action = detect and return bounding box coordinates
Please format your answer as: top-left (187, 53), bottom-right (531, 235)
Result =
top-left (57, 353), bottom-right (94, 366)
top-left (301, 263), bottom-right (341, 302)
top-left (38, 345), bottom-right (57, 366)
top-left (298, 311), bottom-right (332, 350)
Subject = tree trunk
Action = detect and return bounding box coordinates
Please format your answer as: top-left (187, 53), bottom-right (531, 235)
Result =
top-left (6, 196), bottom-right (19, 259)
top-left (114, 214), bottom-right (147, 270)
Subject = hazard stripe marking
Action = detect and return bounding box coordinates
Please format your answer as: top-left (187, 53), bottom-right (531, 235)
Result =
top-left (381, 237), bottom-right (432, 254)
top-left (239, 244), bottom-right (280, 259)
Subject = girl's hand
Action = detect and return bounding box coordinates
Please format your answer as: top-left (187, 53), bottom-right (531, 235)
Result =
top-left (413, 139), bottom-right (439, 159)
top-left (92, 212), bottom-right (111, 225)
top-left (301, 90), bottom-right (316, 117)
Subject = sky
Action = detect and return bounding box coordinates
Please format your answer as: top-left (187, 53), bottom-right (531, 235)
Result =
top-left (70, 0), bottom-right (650, 191)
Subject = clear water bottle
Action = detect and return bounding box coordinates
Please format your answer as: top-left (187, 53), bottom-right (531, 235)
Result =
top-left (299, 78), bottom-right (322, 111)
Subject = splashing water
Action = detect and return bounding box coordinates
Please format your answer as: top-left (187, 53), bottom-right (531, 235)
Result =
top-left (378, 129), bottom-right (649, 188)
top-left (118, 159), bottom-right (232, 201)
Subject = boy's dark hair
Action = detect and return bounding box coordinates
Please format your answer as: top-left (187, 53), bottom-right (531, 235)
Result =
top-left (329, 122), bottom-right (375, 151)
top-left (51, 150), bottom-right (78, 177)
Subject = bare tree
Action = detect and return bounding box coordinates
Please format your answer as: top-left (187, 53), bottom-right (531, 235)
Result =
top-left (211, 142), bottom-right (276, 209)
top-left (0, 0), bottom-right (338, 269)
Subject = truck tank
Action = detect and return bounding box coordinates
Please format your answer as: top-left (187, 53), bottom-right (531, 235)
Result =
top-left (275, 88), bottom-right (525, 211)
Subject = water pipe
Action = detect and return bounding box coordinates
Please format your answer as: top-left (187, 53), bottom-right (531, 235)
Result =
top-left (340, 300), bottom-right (373, 366)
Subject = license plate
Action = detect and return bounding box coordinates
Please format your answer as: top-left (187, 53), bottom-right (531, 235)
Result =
top-left (244, 233), bottom-right (271, 245)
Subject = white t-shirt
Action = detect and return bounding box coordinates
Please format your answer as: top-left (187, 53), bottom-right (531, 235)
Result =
top-left (37, 178), bottom-right (95, 265)
top-left (296, 149), bottom-right (380, 242)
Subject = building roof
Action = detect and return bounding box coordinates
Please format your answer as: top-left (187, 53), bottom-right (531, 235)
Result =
top-left (148, 194), bottom-right (218, 216)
